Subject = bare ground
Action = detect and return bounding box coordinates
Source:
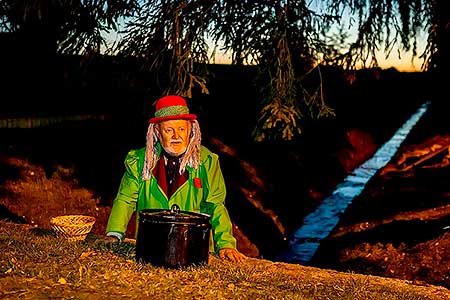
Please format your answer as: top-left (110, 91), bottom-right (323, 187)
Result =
top-left (311, 101), bottom-right (450, 290)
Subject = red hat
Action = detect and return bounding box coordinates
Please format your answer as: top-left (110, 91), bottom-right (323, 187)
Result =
top-left (149, 95), bottom-right (197, 123)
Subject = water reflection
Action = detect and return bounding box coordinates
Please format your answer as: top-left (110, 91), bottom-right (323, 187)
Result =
top-left (279, 101), bottom-right (430, 265)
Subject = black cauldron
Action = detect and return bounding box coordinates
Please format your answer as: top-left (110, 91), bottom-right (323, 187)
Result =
top-left (135, 204), bottom-right (212, 268)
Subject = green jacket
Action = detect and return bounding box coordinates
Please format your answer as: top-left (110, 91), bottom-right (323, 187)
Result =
top-left (106, 145), bottom-right (237, 252)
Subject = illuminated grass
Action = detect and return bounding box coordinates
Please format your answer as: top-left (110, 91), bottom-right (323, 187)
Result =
top-left (0, 154), bottom-right (448, 300)
top-left (1, 221), bottom-right (448, 300)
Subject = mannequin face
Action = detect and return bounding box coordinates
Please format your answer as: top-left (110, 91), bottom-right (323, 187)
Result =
top-left (156, 119), bottom-right (191, 157)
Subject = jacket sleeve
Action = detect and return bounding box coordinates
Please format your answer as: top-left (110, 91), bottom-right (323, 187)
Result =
top-left (201, 152), bottom-right (237, 251)
top-left (105, 150), bottom-right (140, 237)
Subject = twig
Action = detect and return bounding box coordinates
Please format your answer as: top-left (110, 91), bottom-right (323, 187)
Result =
top-left (401, 144), bottom-right (450, 171)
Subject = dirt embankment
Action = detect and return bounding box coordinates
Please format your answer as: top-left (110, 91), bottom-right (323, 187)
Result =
top-left (311, 101), bottom-right (450, 289)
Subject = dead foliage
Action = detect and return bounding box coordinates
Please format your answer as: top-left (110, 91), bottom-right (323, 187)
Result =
top-left (0, 155), bottom-right (111, 236)
top-left (1, 221), bottom-right (450, 300)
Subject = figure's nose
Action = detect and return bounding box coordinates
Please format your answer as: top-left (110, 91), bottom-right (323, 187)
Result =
top-left (173, 130), bottom-right (181, 139)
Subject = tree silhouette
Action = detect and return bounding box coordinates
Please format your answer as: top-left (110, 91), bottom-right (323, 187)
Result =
top-left (2, 0), bottom-right (148, 59)
top-left (112, 1), bottom-right (338, 141)
top-left (1, 0), bottom-right (447, 139)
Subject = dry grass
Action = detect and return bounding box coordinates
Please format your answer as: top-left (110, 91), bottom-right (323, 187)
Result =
top-left (2, 221), bottom-right (450, 300)
top-left (1, 155), bottom-right (450, 299)
top-left (0, 155), bottom-right (111, 235)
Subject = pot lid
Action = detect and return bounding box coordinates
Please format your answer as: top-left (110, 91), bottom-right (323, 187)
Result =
top-left (139, 204), bottom-right (211, 224)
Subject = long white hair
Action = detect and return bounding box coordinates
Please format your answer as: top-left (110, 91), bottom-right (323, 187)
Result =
top-left (142, 120), bottom-right (202, 180)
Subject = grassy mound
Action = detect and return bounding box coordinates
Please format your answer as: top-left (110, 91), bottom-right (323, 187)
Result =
top-left (1, 221), bottom-right (449, 300)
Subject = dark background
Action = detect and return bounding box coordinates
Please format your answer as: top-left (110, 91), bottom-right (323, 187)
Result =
top-left (0, 52), bottom-right (432, 258)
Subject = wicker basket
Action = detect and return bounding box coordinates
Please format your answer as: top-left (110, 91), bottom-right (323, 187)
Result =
top-left (50, 215), bottom-right (96, 242)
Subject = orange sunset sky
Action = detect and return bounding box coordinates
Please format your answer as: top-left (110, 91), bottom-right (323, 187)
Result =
top-left (212, 48), bottom-right (426, 72)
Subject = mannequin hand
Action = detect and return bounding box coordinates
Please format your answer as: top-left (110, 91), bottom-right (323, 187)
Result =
top-left (103, 235), bottom-right (121, 245)
top-left (219, 248), bottom-right (247, 263)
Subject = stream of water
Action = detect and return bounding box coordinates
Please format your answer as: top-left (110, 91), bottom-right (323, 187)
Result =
top-left (278, 101), bottom-right (431, 265)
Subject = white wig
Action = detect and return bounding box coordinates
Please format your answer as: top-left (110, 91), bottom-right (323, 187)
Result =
top-left (142, 120), bottom-right (202, 180)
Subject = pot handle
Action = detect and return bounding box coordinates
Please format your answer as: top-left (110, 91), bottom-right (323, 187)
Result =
top-left (170, 204), bottom-right (181, 214)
